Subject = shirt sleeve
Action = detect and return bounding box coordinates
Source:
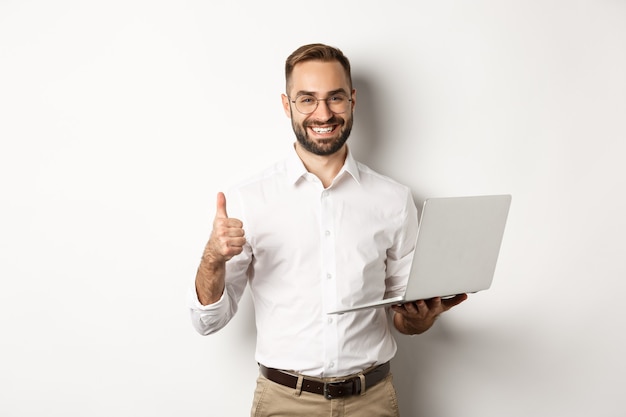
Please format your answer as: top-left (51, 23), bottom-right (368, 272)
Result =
top-left (384, 188), bottom-right (419, 298)
top-left (187, 258), bottom-right (250, 335)
top-left (188, 189), bottom-right (253, 336)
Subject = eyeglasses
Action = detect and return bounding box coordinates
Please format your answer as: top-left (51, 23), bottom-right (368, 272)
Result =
top-left (289, 93), bottom-right (352, 115)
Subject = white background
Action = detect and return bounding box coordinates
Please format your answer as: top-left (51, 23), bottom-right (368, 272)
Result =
top-left (1, 1), bottom-right (625, 416)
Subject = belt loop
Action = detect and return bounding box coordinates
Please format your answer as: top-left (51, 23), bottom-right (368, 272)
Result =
top-left (293, 374), bottom-right (304, 397)
top-left (359, 373), bottom-right (367, 396)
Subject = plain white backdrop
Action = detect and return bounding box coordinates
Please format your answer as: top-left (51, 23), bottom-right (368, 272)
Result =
top-left (1, 1), bottom-right (625, 416)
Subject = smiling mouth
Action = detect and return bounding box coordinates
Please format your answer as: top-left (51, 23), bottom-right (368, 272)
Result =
top-left (310, 126), bottom-right (335, 134)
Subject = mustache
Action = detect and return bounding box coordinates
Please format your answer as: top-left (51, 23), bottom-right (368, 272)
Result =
top-left (304, 116), bottom-right (343, 127)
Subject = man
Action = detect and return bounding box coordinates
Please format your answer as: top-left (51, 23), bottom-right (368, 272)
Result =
top-left (189, 43), bottom-right (467, 417)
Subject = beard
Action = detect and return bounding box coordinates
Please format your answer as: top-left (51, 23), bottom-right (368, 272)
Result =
top-left (292, 113), bottom-right (354, 156)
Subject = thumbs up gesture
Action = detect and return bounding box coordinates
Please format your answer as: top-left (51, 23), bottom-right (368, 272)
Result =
top-left (203, 192), bottom-right (246, 264)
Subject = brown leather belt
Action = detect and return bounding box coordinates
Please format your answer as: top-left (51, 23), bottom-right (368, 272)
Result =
top-left (259, 362), bottom-right (390, 400)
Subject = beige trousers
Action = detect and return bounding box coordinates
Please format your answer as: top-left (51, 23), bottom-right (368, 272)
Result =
top-left (250, 373), bottom-right (401, 417)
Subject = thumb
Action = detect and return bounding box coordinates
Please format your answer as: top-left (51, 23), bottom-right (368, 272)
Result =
top-left (215, 192), bottom-right (229, 219)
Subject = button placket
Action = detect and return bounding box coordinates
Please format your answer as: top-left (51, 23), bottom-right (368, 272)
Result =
top-left (320, 188), bottom-right (339, 375)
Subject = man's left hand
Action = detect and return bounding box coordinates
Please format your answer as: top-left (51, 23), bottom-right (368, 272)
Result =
top-left (391, 294), bottom-right (468, 335)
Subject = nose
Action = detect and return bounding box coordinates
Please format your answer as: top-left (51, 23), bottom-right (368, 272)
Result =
top-left (311, 98), bottom-right (333, 121)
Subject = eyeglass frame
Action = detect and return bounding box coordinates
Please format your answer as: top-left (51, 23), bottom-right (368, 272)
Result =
top-left (287, 91), bottom-right (354, 115)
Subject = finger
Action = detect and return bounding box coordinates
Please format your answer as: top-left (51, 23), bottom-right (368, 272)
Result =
top-left (398, 301), bottom-right (419, 315)
top-left (227, 236), bottom-right (247, 248)
top-left (215, 192), bottom-right (228, 219)
top-left (225, 225), bottom-right (245, 237)
top-left (213, 218), bottom-right (245, 234)
top-left (390, 304), bottom-right (403, 313)
top-left (427, 297), bottom-right (443, 311)
top-left (211, 234), bottom-right (246, 259)
top-left (408, 301), bottom-right (421, 313)
top-left (224, 243), bottom-right (244, 258)
top-left (442, 293), bottom-right (468, 310)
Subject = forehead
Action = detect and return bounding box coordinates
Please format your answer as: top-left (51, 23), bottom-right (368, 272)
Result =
top-left (288, 60), bottom-right (350, 95)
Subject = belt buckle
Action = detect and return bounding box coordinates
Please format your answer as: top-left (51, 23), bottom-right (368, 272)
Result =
top-left (323, 380), bottom-right (348, 400)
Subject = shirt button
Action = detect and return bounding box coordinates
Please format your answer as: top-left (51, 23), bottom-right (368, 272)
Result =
top-left (326, 273), bottom-right (332, 279)
top-left (329, 362), bottom-right (335, 368)
top-left (322, 191), bottom-right (329, 198)
top-left (327, 317), bottom-right (333, 324)
top-left (325, 230), bottom-right (331, 236)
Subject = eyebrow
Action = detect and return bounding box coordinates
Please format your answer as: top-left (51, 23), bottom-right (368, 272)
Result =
top-left (294, 88), bottom-right (349, 98)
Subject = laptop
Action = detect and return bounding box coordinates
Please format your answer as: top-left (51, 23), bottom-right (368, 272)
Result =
top-left (327, 194), bottom-right (512, 314)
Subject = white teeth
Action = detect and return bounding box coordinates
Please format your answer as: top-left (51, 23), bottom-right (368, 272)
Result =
top-left (312, 127), bottom-right (333, 133)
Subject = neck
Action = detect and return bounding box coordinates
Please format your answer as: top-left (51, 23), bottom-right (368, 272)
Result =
top-left (294, 142), bottom-right (347, 188)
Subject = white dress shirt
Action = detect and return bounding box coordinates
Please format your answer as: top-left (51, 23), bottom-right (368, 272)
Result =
top-left (189, 145), bottom-right (418, 377)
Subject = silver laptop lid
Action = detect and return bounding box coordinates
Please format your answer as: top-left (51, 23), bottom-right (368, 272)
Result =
top-left (403, 194), bottom-right (511, 300)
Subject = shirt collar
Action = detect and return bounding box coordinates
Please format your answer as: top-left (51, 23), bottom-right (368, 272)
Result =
top-left (286, 144), bottom-right (361, 186)
top-left (340, 148), bottom-right (361, 184)
top-left (286, 146), bottom-right (309, 185)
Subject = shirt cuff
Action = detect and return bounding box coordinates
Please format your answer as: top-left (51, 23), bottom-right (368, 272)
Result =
top-left (187, 284), bottom-right (227, 311)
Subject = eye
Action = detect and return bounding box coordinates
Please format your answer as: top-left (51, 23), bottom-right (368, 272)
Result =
top-left (328, 95), bottom-right (346, 103)
top-left (298, 96), bottom-right (316, 104)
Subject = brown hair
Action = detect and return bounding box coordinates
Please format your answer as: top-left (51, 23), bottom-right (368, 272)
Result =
top-left (285, 43), bottom-right (352, 92)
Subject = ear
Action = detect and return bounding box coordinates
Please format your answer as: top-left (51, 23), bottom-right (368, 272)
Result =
top-left (281, 94), bottom-right (292, 119)
top-left (350, 88), bottom-right (357, 111)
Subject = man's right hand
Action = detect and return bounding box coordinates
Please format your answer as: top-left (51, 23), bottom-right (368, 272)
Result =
top-left (196, 192), bottom-right (246, 305)
top-left (202, 192), bottom-right (246, 264)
